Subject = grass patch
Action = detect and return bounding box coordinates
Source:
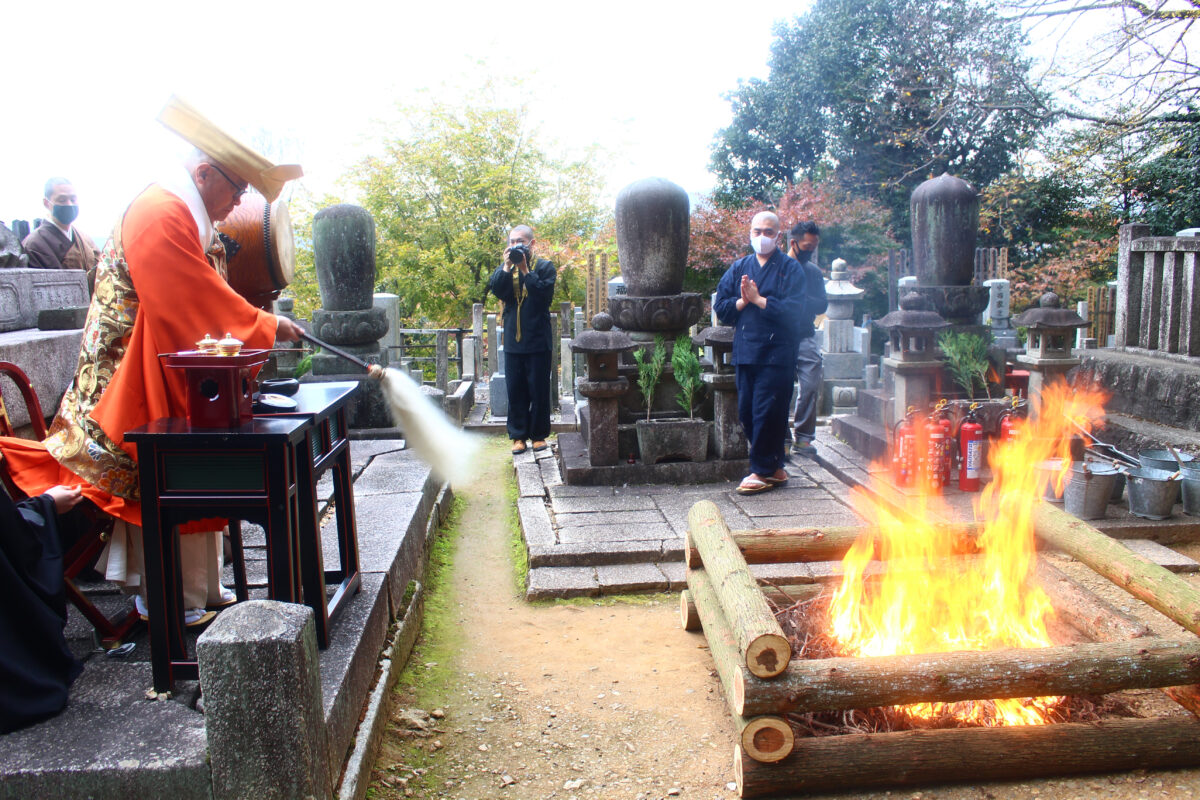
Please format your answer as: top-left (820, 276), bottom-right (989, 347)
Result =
top-left (505, 472), bottom-right (529, 596)
top-left (392, 494), bottom-right (467, 706)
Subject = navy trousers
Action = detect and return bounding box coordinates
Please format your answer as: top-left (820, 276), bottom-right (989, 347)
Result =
top-left (736, 362), bottom-right (795, 476)
top-left (505, 350), bottom-right (552, 442)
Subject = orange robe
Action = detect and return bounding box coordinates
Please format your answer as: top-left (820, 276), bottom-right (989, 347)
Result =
top-left (1, 185), bottom-right (277, 527)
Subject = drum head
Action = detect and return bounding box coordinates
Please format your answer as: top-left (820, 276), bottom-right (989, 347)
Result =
top-left (269, 197), bottom-right (295, 286)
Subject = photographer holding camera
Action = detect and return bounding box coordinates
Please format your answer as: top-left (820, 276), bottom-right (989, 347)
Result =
top-left (487, 224), bottom-right (557, 455)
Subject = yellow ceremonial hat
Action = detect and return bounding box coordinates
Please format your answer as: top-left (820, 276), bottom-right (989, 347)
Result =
top-left (157, 94), bottom-right (303, 203)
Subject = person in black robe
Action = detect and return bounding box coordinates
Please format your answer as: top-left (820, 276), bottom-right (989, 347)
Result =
top-left (0, 484), bottom-right (84, 734)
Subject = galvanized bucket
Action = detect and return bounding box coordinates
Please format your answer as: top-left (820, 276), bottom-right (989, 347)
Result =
top-left (1063, 463), bottom-right (1117, 520)
top-left (1139, 449), bottom-right (1196, 472)
top-left (1181, 466), bottom-right (1200, 516)
top-left (1126, 466), bottom-right (1181, 520)
top-left (1109, 469), bottom-right (1126, 503)
top-left (1038, 459), bottom-right (1069, 503)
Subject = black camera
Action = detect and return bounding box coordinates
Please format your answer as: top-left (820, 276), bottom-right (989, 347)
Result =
top-left (508, 244), bottom-right (531, 265)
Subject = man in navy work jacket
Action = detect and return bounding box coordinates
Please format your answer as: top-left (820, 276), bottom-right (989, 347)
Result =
top-left (487, 224), bottom-right (557, 456)
top-left (714, 211), bottom-right (809, 494)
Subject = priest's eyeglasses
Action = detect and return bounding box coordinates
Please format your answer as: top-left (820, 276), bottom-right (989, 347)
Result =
top-left (208, 163), bottom-right (250, 200)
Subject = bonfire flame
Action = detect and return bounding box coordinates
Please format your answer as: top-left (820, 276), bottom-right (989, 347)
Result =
top-left (829, 380), bottom-right (1110, 726)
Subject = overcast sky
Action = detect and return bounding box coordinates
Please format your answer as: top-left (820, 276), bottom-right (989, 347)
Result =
top-left (2, 0), bottom-right (822, 240)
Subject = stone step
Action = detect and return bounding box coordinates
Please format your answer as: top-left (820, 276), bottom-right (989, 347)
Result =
top-left (830, 414), bottom-right (889, 463)
top-left (856, 387), bottom-right (892, 426)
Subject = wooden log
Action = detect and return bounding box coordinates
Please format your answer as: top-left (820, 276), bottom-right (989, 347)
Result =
top-left (687, 501), bottom-right (791, 678)
top-left (735, 636), bottom-right (1200, 717)
top-left (1034, 501), bottom-right (1200, 636)
top-left (740, 717), bottom-right (794, 765)
top-left (1035, 560), bottom-right (1200, 719)
top-left (1035, 560), bottom-right (1153, 642)
top-left (687, 567), bottom-right (794, 764)
top-left (735, 716), bottom-right (1200, 798)
top-left (680, 589), bottom-right (700, 632)
top-left (685, 523), bottom-right (981, 569)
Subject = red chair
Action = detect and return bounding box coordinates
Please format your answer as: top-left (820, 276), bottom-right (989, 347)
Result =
top-left (0, 361), bottom-right (140, 648)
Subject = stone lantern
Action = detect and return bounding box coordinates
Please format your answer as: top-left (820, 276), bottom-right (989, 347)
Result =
top-left (875, 293), bottom-right (950, 426)
top-left (697, 326), bottom-right (744, 459)
top-left (1013, 292), bottom-right (1088, 398)
top-left (823, 258), bottom-right (867, 413)
top-left (570, 313), bottom-right (635, 466)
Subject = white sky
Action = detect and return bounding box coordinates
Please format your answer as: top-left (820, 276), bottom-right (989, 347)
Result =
top-left (2, 0), bottom-right (815, 240)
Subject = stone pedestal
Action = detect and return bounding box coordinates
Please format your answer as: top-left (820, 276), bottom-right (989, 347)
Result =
top-left (198, 601), bottom-right (331, 800)
top-left (703, 372), bottom-right (745, 460)
top-left (577, 377), bottom-right (629, 465)
top-left (1015, 354), bottom-right (1080, 401)
top-left (883, 357), bottom-right (942, 427)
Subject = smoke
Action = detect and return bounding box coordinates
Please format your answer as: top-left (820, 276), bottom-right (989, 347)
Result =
top-left (376, 368), bottom-right (479, 485)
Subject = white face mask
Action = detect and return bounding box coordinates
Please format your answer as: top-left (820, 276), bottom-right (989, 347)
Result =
top-left (750, 234), bottom-right (777, 255)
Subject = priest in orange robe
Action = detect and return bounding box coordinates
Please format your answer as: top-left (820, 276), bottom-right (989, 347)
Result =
top-left (0, 96), bottom-right (304, 625)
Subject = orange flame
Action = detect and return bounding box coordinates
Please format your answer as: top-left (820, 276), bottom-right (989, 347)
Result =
top-left (829, 379), bottom-right (1110, 726)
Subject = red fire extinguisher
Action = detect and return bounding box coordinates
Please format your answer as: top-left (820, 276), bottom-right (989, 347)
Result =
top-left (998, 397), bottom-right (1026, 444)
top-left (958, 402), bottom-right (984, 492)
top-left (927, 401), bottom-right (953, 491)
top-left (892, 406), bottom-right (917, 486)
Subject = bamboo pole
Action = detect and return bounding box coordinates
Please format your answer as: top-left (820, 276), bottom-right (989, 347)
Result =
top-left (685, 523), bottom-right (981, 569)
top-left (1034, 501), bottom-right (1200, 637)
top-left (687, 501), bottom-right (791, 678)
top-left (735, 636), bottom-right (1200, 717)
top-left (735, 716), bottom-right (1200, 798)
top-left (687, 567), bottom-right (794, 763)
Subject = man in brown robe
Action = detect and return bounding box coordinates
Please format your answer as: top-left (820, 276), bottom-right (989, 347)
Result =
top-left (21, 178), bottom-right (101, 273)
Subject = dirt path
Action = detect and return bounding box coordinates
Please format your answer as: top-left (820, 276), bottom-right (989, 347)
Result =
top-left (367, 437), bottom-right (1200, 800)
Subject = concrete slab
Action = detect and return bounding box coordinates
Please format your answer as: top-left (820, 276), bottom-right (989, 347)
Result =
top-left (518, 497), bottom-right (556, 549)
top-left (351, 452), bottom-right (434, 496)
top-left (527, 538), bottom-right (667, 568)
top-left (0, 661), bottom-right (210, 800)
top-left (596, 563), bottom-right (670, 594)
top-left (552, 509), bottom-right (666, 528)
top-left (556, 523), bottom-right (676, 544)
top-left (657, 561), bottom-right (686, 590)
top-left (526, 566), bottom-right (599, 600)
top-left (321, 571), bottom-right (390, 775)
top-left (550, 494), bottom-right (660, 514)
top-left (1123, 539), bottom-right (1200, 572)
top-left (516, 462), bottom-right (544, 498)
top-left (547, 484), bottom-right (615, 499)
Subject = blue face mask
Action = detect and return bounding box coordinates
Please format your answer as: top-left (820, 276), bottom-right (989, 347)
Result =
top-left (51, 204), bottom-right (79, 225)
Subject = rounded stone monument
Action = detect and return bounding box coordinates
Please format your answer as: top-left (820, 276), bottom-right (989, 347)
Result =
top-left (614, 177), bottom-right (690, 297)
top-left (313, 204), bottom-right (376, 311)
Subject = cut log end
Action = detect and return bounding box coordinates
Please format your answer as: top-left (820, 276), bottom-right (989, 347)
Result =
top-left (680, 589), bottom-right (701, 632)
top-left (745, 633), bottom-right (792, 679)
top-left (684, 528), bottom-right (701, 569)
top-left (740, 716), bottom-right (795, 764)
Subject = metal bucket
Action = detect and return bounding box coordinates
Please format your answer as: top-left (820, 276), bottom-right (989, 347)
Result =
top-left (1139, 449), bottom-right (1196, 472)
top-left (1063, 463), bottom-right (1117, 520)
top-left (1038, 459), bottom-right (1069, 503)
top-left (1126, 466), bottom-right (1181, 520)
top-left (1110, 470), bottom-right (1126, 503)
top-left (1181, 466), bottom-right (1200, 516)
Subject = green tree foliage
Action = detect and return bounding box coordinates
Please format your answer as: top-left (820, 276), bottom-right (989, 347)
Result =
top-left (1132, 118), bottom-right (1200, 234)
top-left (290, 96), bottom-right (607, 327)
top-left (711, 0), bottom-right (1047, 235)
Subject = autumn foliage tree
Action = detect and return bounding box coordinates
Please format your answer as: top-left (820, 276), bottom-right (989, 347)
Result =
top-left (289, 93), bottom-right (608, 326)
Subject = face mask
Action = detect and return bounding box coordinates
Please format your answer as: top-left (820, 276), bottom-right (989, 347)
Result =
top-left (51, 204), bottom-right (79, 225)
top-left (750, 234), bottom-right (776, 255)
